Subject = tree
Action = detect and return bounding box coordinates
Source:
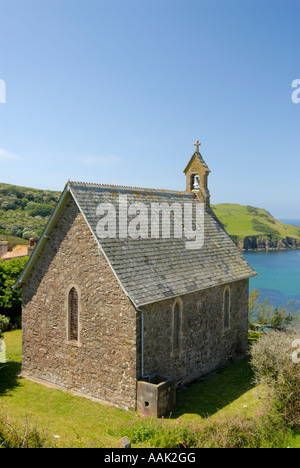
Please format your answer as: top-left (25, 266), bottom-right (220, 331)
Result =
top-left (0, 257), bottom-right (28, 323)
top-left (248, 289), bottom-right (300, 331)
top-left (25, 202), bottom-right (54, 217)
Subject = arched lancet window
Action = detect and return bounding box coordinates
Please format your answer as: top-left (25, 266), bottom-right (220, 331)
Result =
top-left (223, 287), bottom-right (231, 330)
top-left (68, 287), bottom-right (79, 342)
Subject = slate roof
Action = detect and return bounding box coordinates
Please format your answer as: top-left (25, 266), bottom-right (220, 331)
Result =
top-left (69, 182), bottom-right (256, 307)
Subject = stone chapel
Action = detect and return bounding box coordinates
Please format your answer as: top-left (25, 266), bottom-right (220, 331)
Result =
top-left (14, 142), bottom-right (256, 414)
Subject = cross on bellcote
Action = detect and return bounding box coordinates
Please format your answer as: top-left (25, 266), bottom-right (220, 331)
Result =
top-left (194, 140), bottom-right (201, 152)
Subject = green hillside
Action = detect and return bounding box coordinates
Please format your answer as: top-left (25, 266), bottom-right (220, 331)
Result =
top-left (0, 183), bottom-right (61, 243)
top-left (212, 203), bottom-right (300, 249)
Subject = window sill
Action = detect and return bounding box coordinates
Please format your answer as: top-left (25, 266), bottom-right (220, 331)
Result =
top-left (66, 340), bottom-right (82, 348)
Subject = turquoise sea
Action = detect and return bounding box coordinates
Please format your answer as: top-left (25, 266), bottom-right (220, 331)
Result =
top-left (243, 216), bottom-right (300, 310)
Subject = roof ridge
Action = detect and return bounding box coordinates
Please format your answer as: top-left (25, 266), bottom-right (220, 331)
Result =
top-left (68, 180), bottom-right (188, 194)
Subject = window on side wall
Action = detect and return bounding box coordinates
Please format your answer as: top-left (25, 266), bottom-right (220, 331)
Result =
top-left (68, 286), bottom-right (79, 342)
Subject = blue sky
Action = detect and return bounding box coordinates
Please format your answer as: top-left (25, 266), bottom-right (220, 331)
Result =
top-left (0, 0), bottom-right (299, 217)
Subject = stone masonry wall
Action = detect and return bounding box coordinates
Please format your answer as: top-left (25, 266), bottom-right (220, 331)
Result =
top-left (22, 195), bottom-right (139, 409)
top-left (142, 279), bottom-right (249, 386)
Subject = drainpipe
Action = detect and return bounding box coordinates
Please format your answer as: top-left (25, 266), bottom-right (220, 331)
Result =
top-left (136, 306), bottom-right (144, 377)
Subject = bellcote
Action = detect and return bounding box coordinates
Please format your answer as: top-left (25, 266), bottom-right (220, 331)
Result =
top-left (183, 140), bottom-right (211, 206)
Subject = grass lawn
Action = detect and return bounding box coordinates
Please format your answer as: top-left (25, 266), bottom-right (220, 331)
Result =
top-left (1, 330), bottom-right (299, 448)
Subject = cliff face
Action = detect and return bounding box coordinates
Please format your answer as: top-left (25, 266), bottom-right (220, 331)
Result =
top-left (234, 235), bottom-right (300, 251)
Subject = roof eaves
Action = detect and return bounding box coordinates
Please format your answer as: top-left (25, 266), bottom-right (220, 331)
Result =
top-left (136, 271), bottom-right (258, 307)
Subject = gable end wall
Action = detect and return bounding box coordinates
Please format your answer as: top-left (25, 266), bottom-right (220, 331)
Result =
top-left (21, 195), bottom-right (139, 409)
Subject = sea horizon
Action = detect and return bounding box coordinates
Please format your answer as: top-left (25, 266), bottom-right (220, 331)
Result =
top-left (278, 219), bottom-right (300, 228)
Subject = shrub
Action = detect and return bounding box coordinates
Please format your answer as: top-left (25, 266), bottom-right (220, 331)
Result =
top-left (13, 316), bottom-right (22, 329)
top-left (0, 315), bottom-right (10, 332)
top-left (250, 328), bottom-right (300, 428)
top-left (1, 200), bottom-right (17, 211)
top-left (25, 202), bottom-right (54, 218)
top-left (0, 412), bottom-right (54, 448)
top-left (0, 186), bottom-right (23, 199)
